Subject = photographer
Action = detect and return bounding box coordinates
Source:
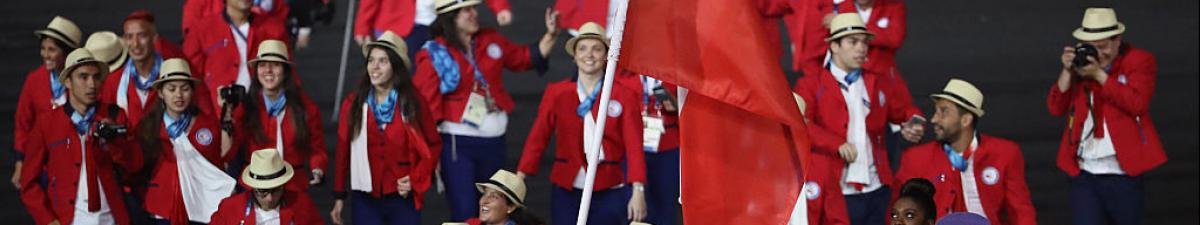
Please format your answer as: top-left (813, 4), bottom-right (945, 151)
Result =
top-left (1047, 8), bottom-right (1165, 225)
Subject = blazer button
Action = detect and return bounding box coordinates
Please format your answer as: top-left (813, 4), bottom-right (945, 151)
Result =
top-left (74, 163), bottom-right (81, 167)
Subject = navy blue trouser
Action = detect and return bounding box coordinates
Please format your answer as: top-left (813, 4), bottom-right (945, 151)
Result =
top-left (440, 134), bottom-right (507, 221)
top-left (552, 186), bottom-right (631, 225)
top-left (1072, 171), bottom-right (1144, 225)
top-left (846, 186), bottom-right (891, 225)
top-left (643, 149), bottom-right (681, 225)
top-left (352, 191), bottom-right (420, 225)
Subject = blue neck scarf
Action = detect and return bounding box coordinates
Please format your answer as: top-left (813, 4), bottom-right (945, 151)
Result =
top-left (942, 132), bottom-right (978, 171)
top-left (50, 70), bottom-right (65, 99)
top-left (70, 106), bottom-right (96, 135)
top-left (127, 54), bottom-right (163, 91)
top-left (263, 92), bottom-right (287, 118)
top-left (163, 111), bottom-right (193, 139)
top-left (423, 40), bottom-right (488, 94)
top-left (368, 89), bottom-right (399, 127)
top-left (576, 79), bottom-right (603, 117)
top-left (844, 69), bottom-right (863, 84)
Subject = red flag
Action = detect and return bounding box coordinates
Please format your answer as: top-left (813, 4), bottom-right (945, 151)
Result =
top-left (618, 0), bottom-right (812, 224)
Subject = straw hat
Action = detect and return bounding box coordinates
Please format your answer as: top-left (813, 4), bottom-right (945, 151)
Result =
top-left (84, 31), bottom-right (128, 73)
top-left (929, 78), bottom-right (985, 117)
top-left (241, 149), bottom-right (295, 189)
top-left (565, 22), bottom-right (610, 57)
top-left (825, 13), bottom-right (874, 42)
top-left (475, 170), bottom-right (526, 207)
top-left (35, 16), bottom-right (83, 48)
top-left (362, 31), bottom-right (413, 70)
top-left (1072, 8), bottom-right (1125, 41)
top-left (248, 40), bottom-right (293, 68)
top-left (435, 0), bottom-right (481, 14)
top-left (59, 48), bottom-right (108, 82)
top-left (152, 58), bottom-right (200, 88)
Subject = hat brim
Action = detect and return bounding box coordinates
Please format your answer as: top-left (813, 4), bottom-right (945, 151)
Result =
top-left (437, 0), bottom-right (482, 14)
top-left (824, 30), bottom-right (874, 42)
top-left (242, 164), bottom-right (295, 189)
top-left (930, 94), bottom-right (985, 117)
top-left (476, 183), bottom-right (524, 207)
top-left (60, 60), bottom-right (109, 83)
top-left (35, 30), bottom-right (79, 48)
top-left (107, 51), bottom-right (128, 73)
top-left (152, 76), bottom-right (201, 89)
top-left (565, 34), bottom-right (610, 57)
top-left (248, 57), bottom-right (294, 69)
top-left (1073, 23), bottom-right (1125, 41)
top-left (362, 42), bottom-right (413, 70)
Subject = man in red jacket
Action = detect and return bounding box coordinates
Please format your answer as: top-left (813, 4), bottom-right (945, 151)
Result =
top-left (208, 149), bottom-right (323, 225)
top-left (1048, 8), bottom-right (1165, 225)
top-left (183, 0), bottom-right (288, 114)
top-left (21, 48), bottom-right (142, 225)
top-left (792, 13), bottom-right (924, 225)
top-left (896, 79), bottom-right (1037, 225)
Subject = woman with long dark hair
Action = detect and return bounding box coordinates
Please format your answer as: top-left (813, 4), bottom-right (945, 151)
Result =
top-left (411, 0), bottom-right (559, 220)
top-left (234, 39), bottom-right (329, 192)
top-left (330, 32), bottom-right (442, 225)
top-left (137, 58), bottom-right (237, 224)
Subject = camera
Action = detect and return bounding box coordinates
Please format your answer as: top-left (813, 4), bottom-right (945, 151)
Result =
top-left (93, 123), bottom-right (127, 139)
top-left (1073, 43), bottom-right (1099, 68)
top-left (652, 87), bottom-right (678, 112)
top-left (220, 84), bottom-right (246, 106)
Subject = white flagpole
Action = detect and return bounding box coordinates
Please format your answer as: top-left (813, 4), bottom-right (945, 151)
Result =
top-left (331, 0), bottom-right (358, 121)
top-left (576, 0), bottom-right (630, 224)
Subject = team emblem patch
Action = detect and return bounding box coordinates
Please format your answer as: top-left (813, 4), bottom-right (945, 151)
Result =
top-left (878, 18), bottom-right (890, 28)
top-left (195, 128), bottom-right (214, 146)
top-left (607, 100), bottom-right (623, 117)
top-left (982, 166), bottom-right (1000, 185)
top-left (1117, 74), bottom-right (1128, 85)
top-left (803, 181), bottom-right (821, 200)
top-left (878, 90), bottom-right (887, 107)
top-left (937, 173), bottom-right (946, 183)
top-left (487, 43), bottom-right (503, 59)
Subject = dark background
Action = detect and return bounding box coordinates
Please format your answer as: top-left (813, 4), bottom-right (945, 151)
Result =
top-left (0, 0), bottom-right (1196, 224)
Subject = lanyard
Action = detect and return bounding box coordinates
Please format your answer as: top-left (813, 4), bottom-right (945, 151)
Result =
top-left (640, 75), bottom-right (663, 116)
top-left (223, 12), bottom-right (250, 42)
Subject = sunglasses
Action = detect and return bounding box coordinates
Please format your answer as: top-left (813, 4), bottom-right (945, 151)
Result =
top-left (254, 187), bottom-right (283, 196)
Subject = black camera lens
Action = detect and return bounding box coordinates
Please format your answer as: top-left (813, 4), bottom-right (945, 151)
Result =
top-left (1073, 44), bottom-right (1098, 68)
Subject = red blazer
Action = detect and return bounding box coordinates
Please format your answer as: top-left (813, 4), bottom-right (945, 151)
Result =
top-left (833, 0), bottom-right (906, 74)
top-left (1046, 44), bottom-right (1165, 177)
top-left (20, 103), bottom-right (141, 225)
top-left (207, 191), bottom-right (323, 225)
top-left (235, 93), bottom-right (329, 191)
top-left (412, 29), bottom-right (548, 123)
top-left (14, 67), bottom-right (60, 160)
top-left (183, 12), bottom-right (288, 112)
top-left (783, 0), bottom-right (838, 72)
top-left (615, 74), bottom-right (679, 152)
top-left (553, 0), bottom-right (609, 30)
top-left (333, 93), bottom-right (442, 209)
top-left (803, 153), bottom-right (850, 225)
top-left (895, 134), bottom-right (1037, 225)
top-left (518, 80), bottom-right (646, 190)
top-left (182, 0), bottom-right (290, 36)
top-left (793, 67), bottom-right (923, 188)
top-left (356, 0), bottom-right (510, 37)
top-left (143, 112), bottom-right (225, 223)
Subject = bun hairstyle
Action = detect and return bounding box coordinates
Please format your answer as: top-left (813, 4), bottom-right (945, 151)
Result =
top-left (899, 178), bottom-right (938, 219)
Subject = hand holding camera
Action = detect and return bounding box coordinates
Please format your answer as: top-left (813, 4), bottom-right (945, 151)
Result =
top-left (93, 122), bottom-right (127, 140)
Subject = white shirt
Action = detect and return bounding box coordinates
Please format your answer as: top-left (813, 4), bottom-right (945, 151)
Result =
top-left (830, 64), bottom-right (882, 195)
top-left (414, 0), bottom-right (436, 25)
top-left (957, 136), bottom-right (986, 217)
top-left (73, 134), bottom-right (115, 225)
top-left (1077, 93), bottom-right (1125, 175)
top-left (232, 23), bottom-right (252, 89)
top-left (438, 112), bottom-right (508, 138)
top-left (273, 110), bottom-right (287, 159)
top-left (351, 104), bottom-right (374, 192)
top-left (573, 81), bottom-right (608, 189)
top-left (254, 207), bottom-right (281, 225)
top-left (857, 5), bottom-right (873, 23)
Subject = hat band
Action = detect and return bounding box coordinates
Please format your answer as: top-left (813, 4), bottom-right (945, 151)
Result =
top-left (937, 91), bottom-right (980, 112)
top-left (436, 0), bottom-right (468, 12)
top-left (483, 180), bottom-right (523, 205)
top-left (828, 26), bottom-right (868, 38)
top-left (1081, 25), bottom-right (1119, 33)
top-left (75, 56), bottom-right (96, 64)
top-left (163, 72), bottom-right (192, 79)
top-left (249, 167), bottom-right (288, 180)
top-left (259, 53), bottom-right (289, 62)
top-left (105, 53), bottom-right (123, 66)
top-left (42, 28), bottom-right (77, 46)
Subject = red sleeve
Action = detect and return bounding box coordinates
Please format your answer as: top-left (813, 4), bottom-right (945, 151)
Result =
top-left (1046, 79), bottom-right (1075, 117)
top-left (485, 0), bottom-right (512, 14)
top-left (518, 87), bottom-right (558, 176)
top-left (867, 2), bottom-right (905, 50)
top-left (19, 120), bottom-right (56, 224)
top-left (621, 92), bottom-right (647, 184)
top-left (182, 25), bottom-right (208, 80)
top-left (756, 0), bottom-right (793, 17)
top-left (291, 192), bottom-right (325, 225)
top-left (552, 0), bottom-right (576, 29)
top-left (1001, 143), bottom-right (1038, 225)
top-left (181, 0), bottom-right (210, 35)
top-left (332, 97), bottom-right (353, 199)
top-left (14, 69), bottom-right (40, 158)
top-left (792, 76), bottom-right (844, 155)
top-left (301, 95), bottom-right (329, 171)
top-left (408, 96), bottom-right (442, 208)
top-left (99, 71), bottom-right (122, 106)
top-left (1097, 52), bottom-right (1157, 116)
top-left (207, 194), bottom-right (244, 225)
top-left (493, 33), bottom-right (547, 74)
top-left (411, 50), bottom-right (446, 122)
top-left (155, 37), bottom-right (186, 59)
top-left (354, 0), bottom-right (380, 36)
